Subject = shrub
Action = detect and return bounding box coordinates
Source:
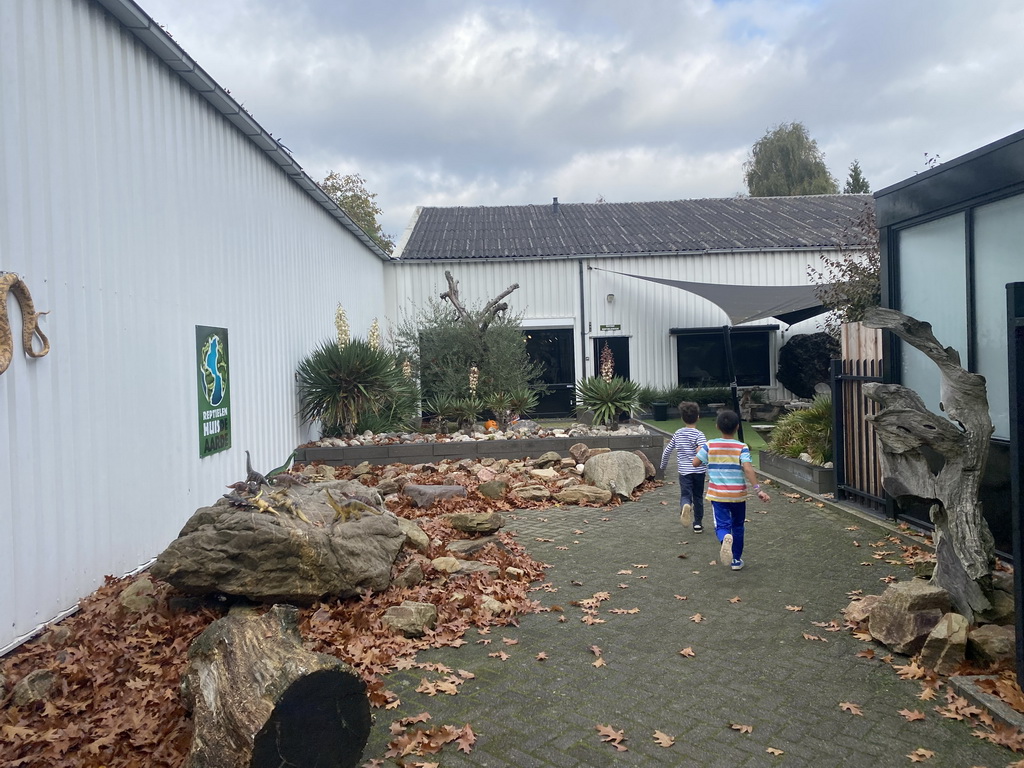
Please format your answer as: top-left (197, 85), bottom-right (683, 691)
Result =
top-left (776, 333), bottom-right (840, 398)
top-left (391, 298), bottom-right (544, 404)
top-left (576, 376), bottom-right (641, 427)
top-left (766, 395), bottom-right (833, 465)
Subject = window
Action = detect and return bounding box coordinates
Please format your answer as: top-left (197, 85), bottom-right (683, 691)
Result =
top-left (897, 213), bottom-right (967, 419)
top-left (671, 326), bottom-right (776, 387)
top-left (974, 195), bottom-right (1024, 439)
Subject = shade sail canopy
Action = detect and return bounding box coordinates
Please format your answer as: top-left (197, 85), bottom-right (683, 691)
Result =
top-left (594, 269), bottom-right (831, 326)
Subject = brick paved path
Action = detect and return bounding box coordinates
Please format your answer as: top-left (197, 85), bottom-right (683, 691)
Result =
top-left (361, 473), bottom-right (1009, 767)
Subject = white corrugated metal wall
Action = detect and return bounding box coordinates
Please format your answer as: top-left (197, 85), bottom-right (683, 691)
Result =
top-left (0, 0), bottom-right (388, 651)
top-left (384, 249), bottom-right (834, 401)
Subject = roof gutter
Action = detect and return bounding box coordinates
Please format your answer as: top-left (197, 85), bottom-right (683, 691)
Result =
top-left (91, 0), bottom-right (392, 262)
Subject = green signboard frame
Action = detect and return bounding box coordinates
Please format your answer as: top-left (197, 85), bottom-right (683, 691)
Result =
top-left (196, 325), bottom-right (231, 457)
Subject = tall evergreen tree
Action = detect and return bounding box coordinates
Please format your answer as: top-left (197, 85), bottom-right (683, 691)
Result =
top-left (844, 159), bottom-right (871, 194)
top-left (743, 122), bottom-right (838, 197)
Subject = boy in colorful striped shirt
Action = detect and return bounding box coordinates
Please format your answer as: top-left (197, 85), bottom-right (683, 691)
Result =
top-left (693, 409), bottom-right (770, 571)
top-left (659, 401), bottom-right (707, 532)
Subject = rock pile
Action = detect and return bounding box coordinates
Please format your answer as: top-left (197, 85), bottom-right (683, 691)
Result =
top-left (151, 445), bottom-right (659, 608)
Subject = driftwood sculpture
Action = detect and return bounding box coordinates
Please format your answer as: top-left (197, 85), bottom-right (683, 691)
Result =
top-left (0, 272), bottom-right (49, 375)
top-left (440, 270), bottom-right (519, 335)
top-left (861, 307), bottom-right (996, 622)
top-left (181, 604), bottom-right (371, 768)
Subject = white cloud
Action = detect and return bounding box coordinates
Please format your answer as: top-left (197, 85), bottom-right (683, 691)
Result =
top-left (141, 0), bottom-right (1024, 234)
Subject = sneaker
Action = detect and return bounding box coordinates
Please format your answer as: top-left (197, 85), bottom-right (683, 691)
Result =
top-left (692, 523), bottom-right (704, 534)
top-left (730, 559), bottom-right (745, 571)
top-left (680, 503), bottom-right (692, 526)
top-left (719, 533), bottom-right (733, 565)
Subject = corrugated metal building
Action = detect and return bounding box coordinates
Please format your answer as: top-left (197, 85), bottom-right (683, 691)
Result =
top-left (386, 197), bottom-right (873, 413)
top-left (0, 0), bottom-right (390, 652)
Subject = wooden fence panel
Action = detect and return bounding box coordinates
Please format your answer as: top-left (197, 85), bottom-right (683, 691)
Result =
top-left (837, 323), bottom-right (884, 509)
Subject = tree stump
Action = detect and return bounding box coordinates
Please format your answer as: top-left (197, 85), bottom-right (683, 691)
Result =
top-left (861, 307), bottom-right (996, 622)
top-left (181, 604), bottom-right (371, 768)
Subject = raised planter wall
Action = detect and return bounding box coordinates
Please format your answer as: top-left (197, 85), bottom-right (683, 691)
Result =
top-left (297, 433), bottom-right (666, 479)
top-left (758, 450), bottom-right (835, 495)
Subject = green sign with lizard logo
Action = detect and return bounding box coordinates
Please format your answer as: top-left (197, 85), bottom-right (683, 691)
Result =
top-left (196, 326), bottom-right (231, 457)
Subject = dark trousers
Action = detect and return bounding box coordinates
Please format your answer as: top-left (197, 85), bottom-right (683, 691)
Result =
top-left (678, 473), bottom-right (706, 524)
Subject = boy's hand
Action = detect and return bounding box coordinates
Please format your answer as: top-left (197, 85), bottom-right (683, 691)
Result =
top-left (756, 489), bottom-right (770, 502)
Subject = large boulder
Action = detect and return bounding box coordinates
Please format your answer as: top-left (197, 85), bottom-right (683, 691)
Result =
top-left (967, 624), bottom-right (1015, 665)
top-left (447, 512), bottom-right (505, 534)
top-left (583, 451), bottom-right (646, 499)
top-left (920, 612), bottom-right (969, 675)
top-left (553, 485), bottom-right (613, 505)
top-left (477, 480), bottom-right (508, 499)
top-left (632, 450), bottom-right (657, 479)
top-left (512, 485), bottom-right (551, 502)
top-left (383, 601), bottom-right (437, 638)
top-left (867, 580), bottom-right (951, 655)
top-left (11, 669), bottom-right (59, 708)
top-left (403, 484), bottom-right (467, 508)
top-left (152, 480), bottom-right (405, 603)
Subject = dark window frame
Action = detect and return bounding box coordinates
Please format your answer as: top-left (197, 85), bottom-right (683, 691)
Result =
top-left (669, 325), bottom-right (778, 388)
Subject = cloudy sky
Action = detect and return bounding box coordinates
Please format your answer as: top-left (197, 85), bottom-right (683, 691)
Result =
top-left (141, 0), bottom-right (1024, 241)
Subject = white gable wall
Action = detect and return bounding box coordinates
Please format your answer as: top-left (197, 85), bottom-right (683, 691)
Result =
top-left (384, 249), bottom-right (835, 400)
top-left (0, 0), bottom-right (386, 651)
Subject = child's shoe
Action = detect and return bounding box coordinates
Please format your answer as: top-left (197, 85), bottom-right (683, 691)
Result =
top-left (692, 523), bottom-right (703, 534)
top-left (680, 503), bottom-right (692, 526)
top-left (730, 559), bottom-right (744, 571)
top-left (719, 533), bottom-right (733, 565)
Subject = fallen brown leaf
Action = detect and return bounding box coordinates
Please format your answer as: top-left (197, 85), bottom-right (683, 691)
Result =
top-left (907, 747), bottom-right (935, 762)
top-left (840, 701), bottom-right (863, 716)
top-left (653, 730), bottom-right (675, 747)
top-left (730, 723), bottom-right (753, 734)
top-left (766, 747), bottom-right (784, 756)
top-left (679, 647), bottom-right (696, 658)
top-left (595, 724), bottom-right (627, 752)
top-left (899, 709), bottom-right (926, 722)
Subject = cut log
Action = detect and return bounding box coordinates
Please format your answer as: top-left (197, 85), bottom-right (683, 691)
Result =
top-left (181, 604), bottom-right (370, 768)
top-left (861, 307), bottom-right (996, 622)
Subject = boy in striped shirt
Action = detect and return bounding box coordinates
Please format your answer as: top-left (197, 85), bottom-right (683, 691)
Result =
top-left (659, 401), bottom-right (707, 533)
top-left (693, 409), bottom-right (770, 571)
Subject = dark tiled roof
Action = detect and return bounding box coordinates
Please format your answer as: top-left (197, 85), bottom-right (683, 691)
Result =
top-left (395, 195), bottom-right (874, 260)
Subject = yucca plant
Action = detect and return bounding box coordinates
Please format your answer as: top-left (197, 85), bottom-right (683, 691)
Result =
top-left (575, 376), bottom-right (641, 428)
top-left (507, 386), bottom-right (540, 421)
top-left (297, 338), bottom-right (414, 438)
top-left (424, 393), bottom-right (457, 434)
top-left (766, 395), bottom-right (834, 465)
top-left (450, 396), bottom-right (483, 434)
top-left (483, 387), bottom-right (541, 429)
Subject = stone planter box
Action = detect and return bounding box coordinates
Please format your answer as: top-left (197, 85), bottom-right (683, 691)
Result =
top-left (758, 450), bottom-right (834, 495)
top-left (296, 433), bottom-right (666, 480)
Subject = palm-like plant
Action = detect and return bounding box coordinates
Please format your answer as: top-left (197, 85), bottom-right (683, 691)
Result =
top-left (424, 393), bottom-right (457, 434)
top-left (297, 338), bottom-right (414, 438)
top-left (766, 395), bottom-right (834, 465)
top-left (575, 376), bottom-right (641, 428)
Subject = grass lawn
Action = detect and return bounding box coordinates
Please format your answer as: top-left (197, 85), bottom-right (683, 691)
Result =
top-left (641, 416), bottom-right (771, 468)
